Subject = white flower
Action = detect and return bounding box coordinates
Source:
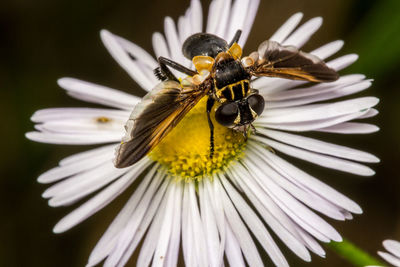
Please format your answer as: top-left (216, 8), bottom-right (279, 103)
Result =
top-left (367, 239), bottom-right (400, 267)
top-left (26, 0), bottom-right (379, 266)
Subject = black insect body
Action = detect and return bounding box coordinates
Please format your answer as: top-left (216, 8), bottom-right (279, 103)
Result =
top-left (213, 53), bottom-right (251, 101)
top-left (114, 30), bottom-right (339, 168)
top-left (182, 32), bottom-right (230, 59)
top-left (211, 50), bottom-right (257, 128)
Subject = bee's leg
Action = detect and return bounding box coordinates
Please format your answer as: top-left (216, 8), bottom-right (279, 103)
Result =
top-left (242, 125), bottom-right (248, 141)
top-left (228, 30), bottom-right (242, 47)
top-left (250, 123), bottom-right (257, 134)
top-left (206, 96), bottom-right (215, 159)
top-left (156, 57), bottom-right (197, 81)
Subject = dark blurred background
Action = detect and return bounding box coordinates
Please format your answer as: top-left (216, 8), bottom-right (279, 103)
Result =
top-left (1, 0), bottom-right (400, 266)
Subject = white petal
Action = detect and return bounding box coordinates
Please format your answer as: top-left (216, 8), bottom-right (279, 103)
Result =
top-left (311, 40), bottom-right (344, 60)
top-left (182, 7), bottom-right (193, 44)
top-left (31, 108), bottom-right (130, 123)
top-left (199, 182), bottom-right (222, 267)
top-left (38, 147), bottom-right (114, 184)
top-left (378, 251), bottom-right (400, 267)
top-left (270, 12), bottom-right (303, 43)
top-left (248, 144), bottom-right (362, 214)
top-left (100, 30), bottom-right (154, 91)
top-left (214, 0), bottom-right (231, 38)
top-left (133, 59), bottom-right (160, 86)
top-left (206, 0), bottom-right (219, 34)
top-left (108, 176), bottom-right (170, 267)
top-left (178, 15), bottom-right (192, 44)
top-left (228, 166), bottom-right (312, 261)
top-left (164, 17), bottom-right (188, 66)
top-left (266, 80), bottom-right (372, 108)
top-left (252, 137), bottom-right (375, 176)
top-left (182, 183), bottom-right (195, 267)
top-left (47, 167), bottom-right (127, 207)
top-left (189, 0), bottom-right (202, 34)
top-left (359, 108), bottom-right (379, 119)
top-left (265, 74), bottom-right (365, 101)
top-left (26, 131), bottom-right (121, 145)
top-left (327, 54), bottom-right (359, 71)
top-left (43, 161), bottom-right (123, 200)
top-left (383, 240), bottom-right (400, 259)
top-left (204, 178), bottom-right (226, 266)
top-left (242, 151), bottom-right (346, 221)
top-left (115, 177), bottom-right (170, 267)
top-left (232, 162), bottom-right (324, 243)
top-left (164, 183), bottom-right (183, 267)
top-left (256, 110), bottom-right (368, 132)
top-left (152, 183), bottom-right (177, 267)
top-left (53, 159), bottom-right (150, 233)
top-left (226, 0), bottom-right (250, 44)
top-left (316, 122), bottom-right (379, 134)
top-left (238, 0), bottom-right (260, 47)
top-left (260, 103), bottom-right (339, 119)
top-left (178, 16), bottom-right (186, 43)
top-left (282, 17), bottom-right (323, 48)
top-left (58, 78), bottom-right (140, 110)
top-left (114, 34), bottom-right (158, 69)
top-left (259, 97), bottom-right (379, 124)
top-left (87, 166), bottom-right (161, 266)
top-left (35, 115), bottom-right (125, 136)
top-left (130, 186), bottom-right (169, 267)
top-left (224, 221), bottom-right (246, 267)
top-left (188, 182), bottom-right (209, 266)
top-left (341, 210), bottom-right (353, 220)
top-left (296, 227), bottom-right (326, 257)
top-left (241, 156), bottom-right (342, 242)
top-left (152, 32), bottom-right (171, 59)
top-left (215, 178), bottom-right (265, 267)
top-left (59, 144), bottom-right (115, 166)
top-left (258, 128), bottom-right (379, 163)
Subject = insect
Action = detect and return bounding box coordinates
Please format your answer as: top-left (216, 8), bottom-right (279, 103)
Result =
top-left (114, 30), bottom-right (339, 168)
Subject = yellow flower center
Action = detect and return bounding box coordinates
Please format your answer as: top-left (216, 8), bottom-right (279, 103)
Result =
top-left (149, 97), bottom-right (247, 181)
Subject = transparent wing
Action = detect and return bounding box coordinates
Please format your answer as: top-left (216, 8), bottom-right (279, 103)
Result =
top-left (247, 40), bottom-right (339, 82)
top-left (114, 80), bottom-right (208, 168)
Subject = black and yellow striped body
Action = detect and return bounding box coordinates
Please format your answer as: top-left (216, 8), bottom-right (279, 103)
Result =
top-left (215, 79), bottom-right (250, 102)
top-left (212, 53), bottom-right (251, 103)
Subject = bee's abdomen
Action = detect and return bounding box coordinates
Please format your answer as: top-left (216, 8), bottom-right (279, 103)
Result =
top-left (216, 80), bottom-right (250, 101)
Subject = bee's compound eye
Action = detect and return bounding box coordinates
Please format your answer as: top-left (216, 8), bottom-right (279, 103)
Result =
top-left (215, 102), bottom-right (239, 126)
top-left (247, 94), bottom-right (265, 116)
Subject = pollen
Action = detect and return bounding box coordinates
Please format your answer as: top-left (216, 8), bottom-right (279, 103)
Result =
top-left (149, 97), bottom-right (247, 181)
top-left (96, 116), bottom-right (111, 123)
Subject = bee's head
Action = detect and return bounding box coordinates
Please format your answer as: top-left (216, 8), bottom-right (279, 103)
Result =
top-left (182, 33), bottom-right (228, 59)
top-left (182, 32), bottom-right (243, 60)
top-left (215, 94), bottom-right (265, 128)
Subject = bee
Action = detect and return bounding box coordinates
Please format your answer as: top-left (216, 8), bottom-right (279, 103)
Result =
top-left (114, 30), bottom-right (339, 168)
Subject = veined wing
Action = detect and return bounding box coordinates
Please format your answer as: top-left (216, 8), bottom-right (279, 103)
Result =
top-left (246, 40), bottom-right (339, 82)
top-left (114, 80), bottom-right (208, 168)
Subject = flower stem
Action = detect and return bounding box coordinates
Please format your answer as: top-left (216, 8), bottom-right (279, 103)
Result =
top-left (326, 238), bottom-right (384, 266)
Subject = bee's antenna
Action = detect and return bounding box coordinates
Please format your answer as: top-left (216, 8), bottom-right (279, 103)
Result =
top-left (228, 30), bottom-right (242, 47)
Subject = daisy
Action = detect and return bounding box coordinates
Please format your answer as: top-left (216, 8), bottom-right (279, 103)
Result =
top-left (367, 240), bottom-right (400, 267)
top-left (26, 0), bottom-right (380, 266)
